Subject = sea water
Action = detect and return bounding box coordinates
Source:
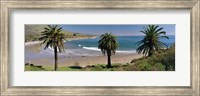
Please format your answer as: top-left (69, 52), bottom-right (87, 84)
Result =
top-left (64, 35), bottom-right (175, 55)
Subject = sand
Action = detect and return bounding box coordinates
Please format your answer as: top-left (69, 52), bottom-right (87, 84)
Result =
top-left (26, 53), bottom-right (143, 67)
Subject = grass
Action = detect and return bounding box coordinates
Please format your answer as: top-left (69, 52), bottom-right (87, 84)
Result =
top-left (25, 64), bottom-right (46, 71)
top-left (129, 44), bottom-right (175, 71)
top-left (25, 63), bottom-right (132, 71)
top-left (25, 63), bottom-right (81, 71)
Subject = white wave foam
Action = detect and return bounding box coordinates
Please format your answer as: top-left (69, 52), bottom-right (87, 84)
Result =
top-left (116, 50), bottom-right (136, 53)
top-left (43, 46), bottom-right (136, 55)
top-left (78, 45), bottom-right (82, 47)
top-left (83, 47), bottom-right (101, 51)
top-left (47, 47), bottom-right (63, 52)
top-left (82, 46), bottom-right (136, 53)
top-left (48, 47), bottom-right (54, 50)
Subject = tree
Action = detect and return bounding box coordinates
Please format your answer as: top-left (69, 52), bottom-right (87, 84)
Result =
top-left (136, 25), bottom-right (169, 57)
top-left (39, 25), bottom-right (65, 71)
top-left (98, 33), bottom-right (119, 68)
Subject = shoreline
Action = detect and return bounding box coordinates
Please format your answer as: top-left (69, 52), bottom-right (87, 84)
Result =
top-left (66, 36), bottom-right (97, 41)
top-left (25, 36), bottom-right (97, 46)
top-left (25, 41), bottom-right (41, 46)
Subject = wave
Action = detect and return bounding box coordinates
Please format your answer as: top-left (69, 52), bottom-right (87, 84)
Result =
top-left (82, 46), bottom-right (136, 53)
top-left (48, 47), bottom-right (54, 50)
top-left (42, 45), bottom-right (136, 55)
top-left (83, 47), bottom-right (101, 51)
top-left (116, 50), bottom-right (136, 53)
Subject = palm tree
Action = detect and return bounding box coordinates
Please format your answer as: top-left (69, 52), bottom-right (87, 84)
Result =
top-left (98, 33), bottom-right (119, 68)
top-left (39, 25), bottom-right (65, 71)
top-left (136, 25), bottom-right (169, 57)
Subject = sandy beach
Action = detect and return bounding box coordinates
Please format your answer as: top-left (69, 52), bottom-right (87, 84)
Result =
top-left (26, 53), bottom-right (143, 67)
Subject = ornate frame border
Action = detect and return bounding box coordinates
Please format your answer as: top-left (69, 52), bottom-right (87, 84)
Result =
top-left (1, 0), bottom-right (199, 95)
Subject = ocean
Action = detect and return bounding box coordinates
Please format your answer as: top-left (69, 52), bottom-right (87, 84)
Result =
top-left (64, 35), bottom-right (175, 55)
top-left (25, 35), bottom-right (175, 61)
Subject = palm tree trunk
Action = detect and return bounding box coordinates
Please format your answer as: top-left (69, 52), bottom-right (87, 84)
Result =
top-left (148, 51), bottom-right (153, 57)
top-left (148, 46), bottom-right (153, 57)
top-left (107, 51), bottom-right (112, 68)
top-left (54, 47), bottom-right (58, 71)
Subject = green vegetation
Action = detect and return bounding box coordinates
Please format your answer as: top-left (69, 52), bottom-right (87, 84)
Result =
top-left (25, 25), bottom-right (45, 42)
top-left (25, 63), bottom-right (132, 71)
top-left (98, 33), bottom-right (119, 68)
top-left (133, 25), bottom-right (174, 71)
top-left (25, 64), bottom-right (46, 71)
top-left (25, 34), bottom-right (41, 42)
top-left (131, 44), bottom-right (175, 71)
top-left (39, 25), bottom-right (65, 71)
top-left (25, 63), bottom-right (79, 71)
top-left (136, 25), bottom-right (169, 56)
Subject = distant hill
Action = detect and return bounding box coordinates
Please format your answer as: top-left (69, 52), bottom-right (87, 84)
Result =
top-left (25, 25), bottom-right (75, 36)
top-left (25, 25), bottom-right (94, 42)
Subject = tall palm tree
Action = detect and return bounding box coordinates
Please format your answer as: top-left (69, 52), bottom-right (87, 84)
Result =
top-left (98, 33), bottom-right (119, 68)
top-left (136, 25), bottom-right (169, 57)
top-left (39, 25), bottom-right (65, 71)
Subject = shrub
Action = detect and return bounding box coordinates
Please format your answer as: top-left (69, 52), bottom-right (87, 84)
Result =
top-left (25, 63), bottom-right (29, 65)
top-left (132, 44), bottom-right (175, 71)
top-left (25, 64), bottom-right (45, 71)
top-left (91, 64), bottom-right (104, 71)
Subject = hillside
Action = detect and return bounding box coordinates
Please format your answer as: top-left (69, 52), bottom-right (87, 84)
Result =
top-left (25, 25), bottom-right (95, 42)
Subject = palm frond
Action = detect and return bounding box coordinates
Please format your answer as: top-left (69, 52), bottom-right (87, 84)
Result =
top-left (136, 25), bottom-right (169, 56)
top-left (39, 25), bottom-right (66, 51)
top-left (98, 32), bottom-right (119, 56)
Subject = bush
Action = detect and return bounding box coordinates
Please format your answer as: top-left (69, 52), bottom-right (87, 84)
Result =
top-left (25, 64), bottom-right (46, 71)
top-left (130, 59), bottom-right (164, 71)
top-left (131, 44), bottom-right (175, 71)
top-left (91, 64), bottom-right (104, 71)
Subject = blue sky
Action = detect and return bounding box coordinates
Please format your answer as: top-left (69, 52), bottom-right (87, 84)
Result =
top-left (60, 24), bottom-right (175, 36)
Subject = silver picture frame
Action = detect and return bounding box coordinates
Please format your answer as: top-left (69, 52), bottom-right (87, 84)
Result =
top-left (0, 0), bottom-right (199, 95)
